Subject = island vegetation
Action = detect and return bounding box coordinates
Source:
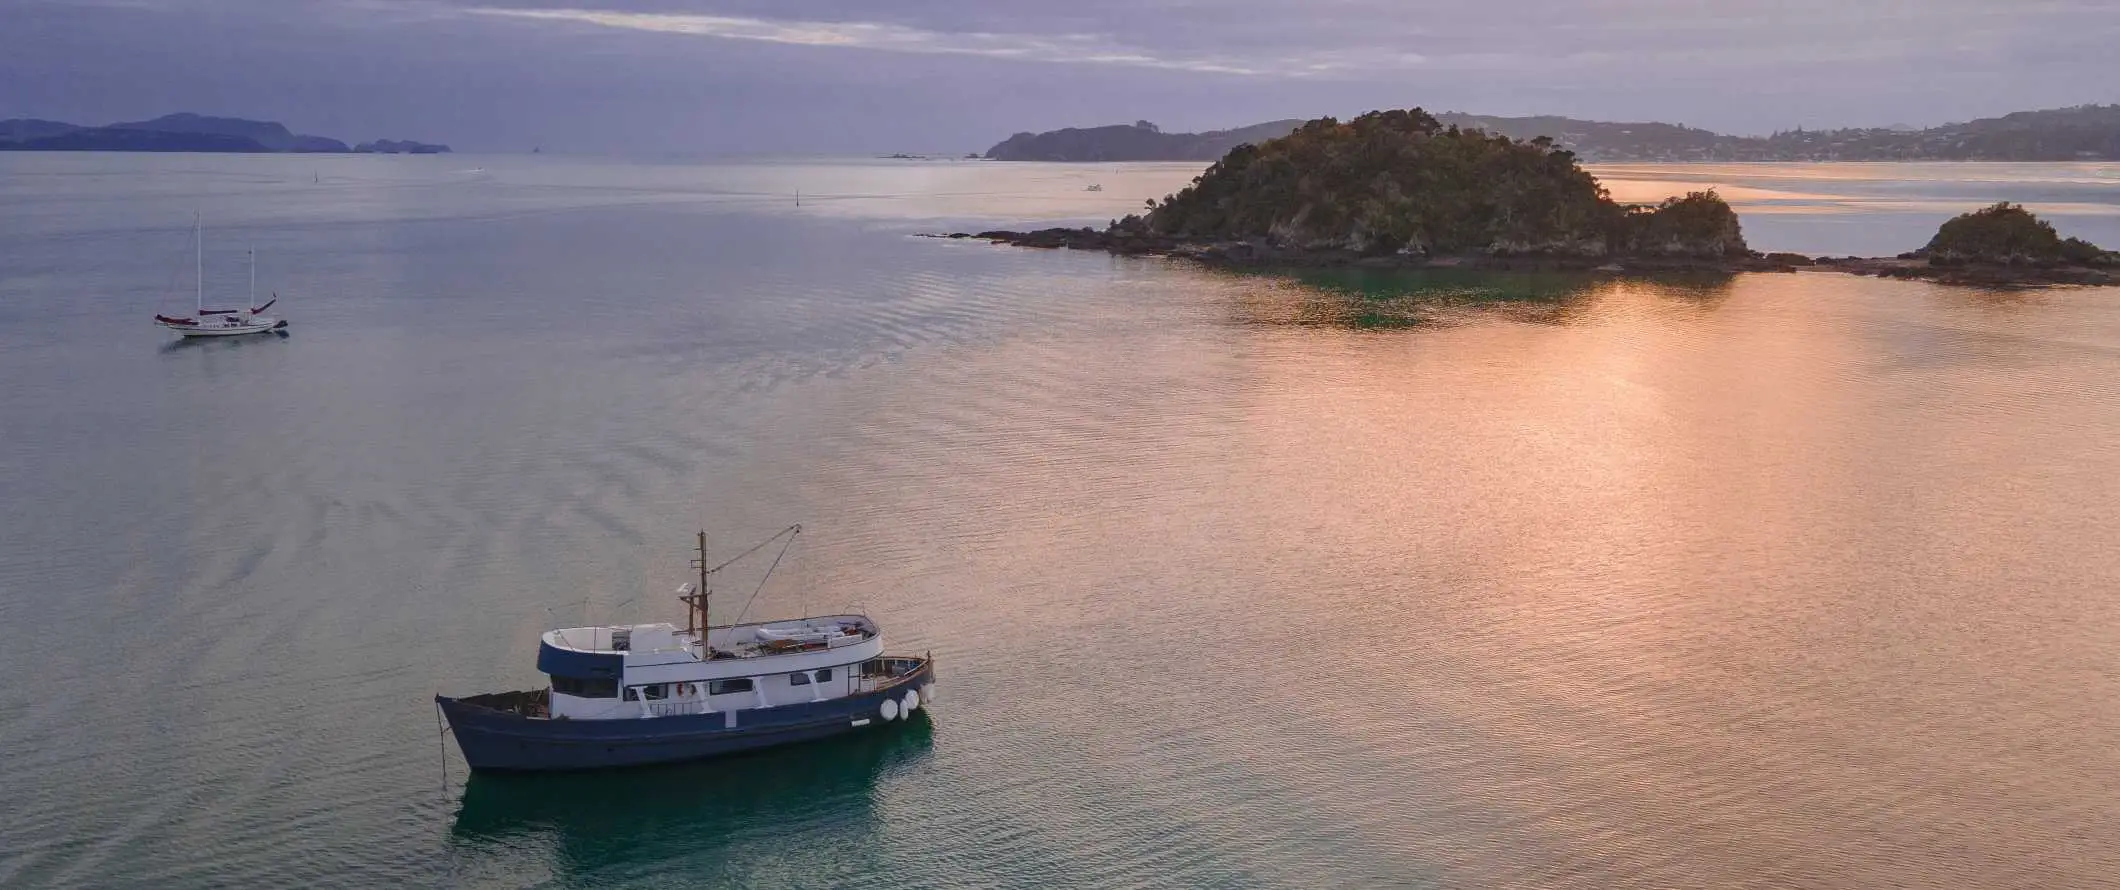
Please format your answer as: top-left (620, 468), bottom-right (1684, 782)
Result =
top-left (1920, 203), bottom-right (2112, 266)
top-left (0, 113), bottom-right (448, 154)
top-left (1813, 203), bottom-right (2117, 285)
top-left (1131, 112), bottom-right (1750, 262)
top-left (959, 108), bottom-right (1760, 273)
top-left (985, 105), bottom-right (2120, 163)
top-left (945, 108), bottom-right (2119, 288)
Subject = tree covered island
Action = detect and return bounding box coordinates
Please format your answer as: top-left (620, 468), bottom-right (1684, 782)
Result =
top-left (1819, 203), bottom-right (2117, 286)
top-left (948, 108), bottom-right (2117, 287)
top-left (957, 109), bottom-right (1764, 274)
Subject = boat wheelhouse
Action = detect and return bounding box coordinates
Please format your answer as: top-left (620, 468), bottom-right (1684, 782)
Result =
top-left (436, 531), bottom-right (934, 772)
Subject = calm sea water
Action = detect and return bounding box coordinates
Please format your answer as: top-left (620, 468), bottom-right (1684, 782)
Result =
top-left (2, 154), bottom-right (2119, 889)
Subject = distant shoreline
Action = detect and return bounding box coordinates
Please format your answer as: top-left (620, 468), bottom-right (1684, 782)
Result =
top-left (983, 105), bottom-right (2120, 163)
top-left (0, 113), bottom-right (448, 155)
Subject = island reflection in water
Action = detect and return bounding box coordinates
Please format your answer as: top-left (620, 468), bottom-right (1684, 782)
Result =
top-left (1224, 267), bottom-right (1737, 327)
top-left (447, 715), bottom-right (934, 886)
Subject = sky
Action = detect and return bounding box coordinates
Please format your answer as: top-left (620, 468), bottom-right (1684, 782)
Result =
top-left (2, 0), bottom-right (2115, 154)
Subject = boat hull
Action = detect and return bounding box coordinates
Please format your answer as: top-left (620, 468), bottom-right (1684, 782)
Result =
top-left (438, 658), bottom-right (934, 772)
top-left (160, 317), bottom-right (287, 337)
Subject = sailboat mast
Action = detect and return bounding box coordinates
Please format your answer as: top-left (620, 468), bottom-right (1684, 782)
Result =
top-left (249, 246), bottom-right (255, 309)
top-left (194, 214), bottom-right (203, 316)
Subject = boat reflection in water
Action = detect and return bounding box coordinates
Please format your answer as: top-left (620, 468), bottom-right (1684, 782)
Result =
top-left (447, 714), bottom-right (934, 883)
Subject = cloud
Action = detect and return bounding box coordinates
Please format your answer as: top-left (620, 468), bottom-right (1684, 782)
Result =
top-left (5, 0), bottom-right (2115, 153)
top-left (461, 6), bottom-right (1423, 76)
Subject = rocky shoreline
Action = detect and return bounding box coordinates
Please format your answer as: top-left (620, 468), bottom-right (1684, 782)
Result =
top-left (929, 228), bottom-right (2120, 288)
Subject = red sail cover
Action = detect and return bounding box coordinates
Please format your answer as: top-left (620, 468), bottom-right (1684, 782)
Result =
top-left (199, 308), bottom-right (240, 316)
top-left (250, 297), bottom-right (277, 314)
top-left (155, 315), bottom-right (198, 326)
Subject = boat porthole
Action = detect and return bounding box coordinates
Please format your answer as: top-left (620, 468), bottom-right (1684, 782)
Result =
top-left (880, 698), bottom-right (899, 721)
top-left (903, 689), bottom-right (919, 712)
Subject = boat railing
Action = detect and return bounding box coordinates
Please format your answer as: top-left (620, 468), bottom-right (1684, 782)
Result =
top-left (461, 689), bottom-right (551, 718)
top-left (852, 655), bottom-right (928, 694)
top-left (646, 700), bottom-right (710, 718)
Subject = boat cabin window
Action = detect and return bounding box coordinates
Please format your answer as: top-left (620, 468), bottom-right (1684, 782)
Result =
top-left (552, 676), bottom-right (618, 699)
top-left (815, 668), bottom-right (832, 683)
top-left (709, 678), bottom-right (754, 696)
top-left (789, 672), bottom-right (811, 686)
top-left (621, 684), bottom-right (669, 702)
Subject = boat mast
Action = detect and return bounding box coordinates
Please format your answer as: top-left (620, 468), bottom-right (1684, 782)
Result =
top-left (194, 214), bottom-right (203, 317)
top-left (684, 531), bottom-right (711, 643)
top-left (248, 245), bottom-right (255, 311)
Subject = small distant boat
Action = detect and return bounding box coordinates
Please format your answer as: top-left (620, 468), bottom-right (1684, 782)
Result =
top-left (153, 216), bottom-right (286, 337)
top-left (436, 528), bottom-right (937, 772)
top-left (1084, 183), bottom-right (1104, 192)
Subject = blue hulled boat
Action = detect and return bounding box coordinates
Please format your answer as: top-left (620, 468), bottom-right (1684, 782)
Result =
top-left (437, 531), bottom-right (935, 772)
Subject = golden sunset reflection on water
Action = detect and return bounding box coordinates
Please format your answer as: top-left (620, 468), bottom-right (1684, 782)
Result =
top-left (804, 262), bottom-right (2120, 887)
top-left (4, 155), bottom-right (2117, 888)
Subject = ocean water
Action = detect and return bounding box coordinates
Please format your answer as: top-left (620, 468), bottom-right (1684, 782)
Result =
top-left (1, 154), bottom-right (2118, 889)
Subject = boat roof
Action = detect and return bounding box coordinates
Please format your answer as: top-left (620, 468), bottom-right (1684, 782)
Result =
top-left (541, 614), bottom-right (877, 657)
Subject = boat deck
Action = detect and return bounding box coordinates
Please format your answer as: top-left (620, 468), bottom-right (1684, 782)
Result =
top-left (454, 654), bottom-right (931, 720)
top-left (457, 688), bottom-right (550, 718)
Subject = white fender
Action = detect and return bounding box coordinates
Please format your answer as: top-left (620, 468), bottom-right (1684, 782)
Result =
top-left (903, 689), bottom-right (920, 712)
top-left (880, 698), bottom-right (900, 721)
top-left (922, 684), bottom-right (935, 704)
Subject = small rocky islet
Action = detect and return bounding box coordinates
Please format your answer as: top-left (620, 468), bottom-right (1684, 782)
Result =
top-left (940, 109), bottom-right (2117, 288)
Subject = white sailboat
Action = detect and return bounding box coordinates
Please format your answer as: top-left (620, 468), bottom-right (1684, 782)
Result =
top-left (153, 216), bottom-right (287, 337)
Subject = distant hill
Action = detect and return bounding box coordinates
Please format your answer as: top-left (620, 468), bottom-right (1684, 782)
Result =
top-left (984, 119), bottom-right (1306, 161)
top-left (3, 128), bottom-right (275, 153)
top-left (353, 139), bottom-right (450, 154)
top-left (1430, 114), bottom-right (1726, 160)
top-left (986, 105), bottom-right (2120, 162)
top-left (0, 118), bottom-right (82, 142)
top-left (0, 113), bottom-right (444, 154)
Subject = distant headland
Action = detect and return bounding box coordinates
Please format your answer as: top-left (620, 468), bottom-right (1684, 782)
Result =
top-left (944, 109), bottom-right (2118, 288)
top-left (985, 119), bottom-right (1310, 162)
top-left (985, 105), bottom-right (2120, 163)
top-left (0, 113), bottom-right (449, 154)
